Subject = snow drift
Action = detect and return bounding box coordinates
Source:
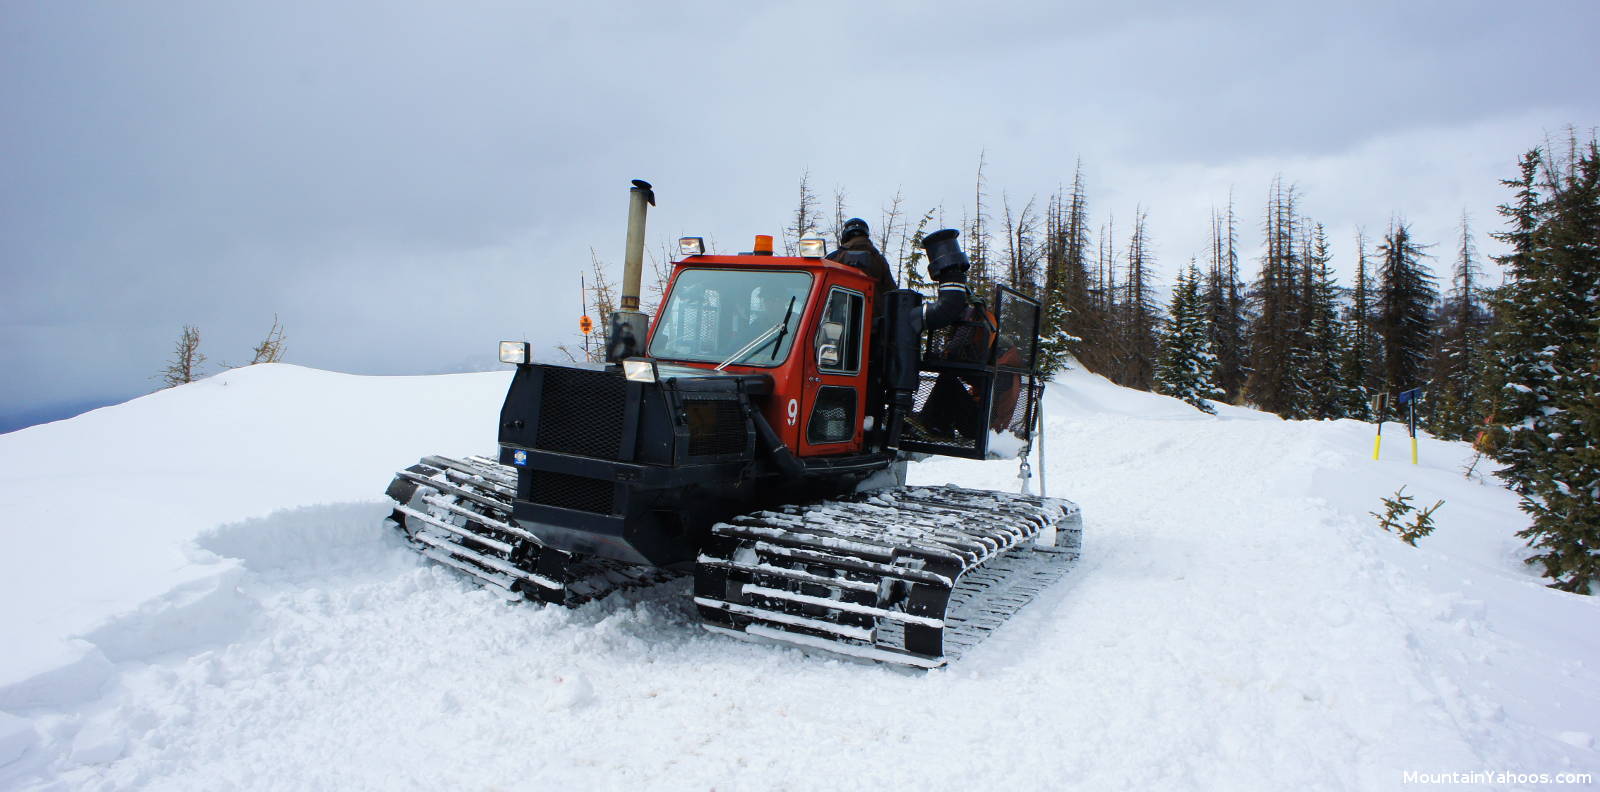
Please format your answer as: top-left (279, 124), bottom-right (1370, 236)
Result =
top-left (1, 363), bottom-right (1595, 790)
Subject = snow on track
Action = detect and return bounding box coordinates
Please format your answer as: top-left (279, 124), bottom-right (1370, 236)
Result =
top-left (1, 364), bottom-right (1596, 790)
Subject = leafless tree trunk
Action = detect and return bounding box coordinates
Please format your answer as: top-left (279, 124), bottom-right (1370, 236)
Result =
top-left (159, 325), bottom-right (206, 388)
top-left (249, 315), bottom-right (286, 364)
top-left (784, 170), bottom-right (820, 255)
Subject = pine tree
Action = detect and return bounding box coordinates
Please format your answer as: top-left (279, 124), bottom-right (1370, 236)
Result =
top-left (1120, 208), bottom-right (1159, 390)
top-left (1202, 197), bottom-right (1248, 403)
top-left (1374, 220), bottom-right (1438, 395)
top-left (900, 209), bottom-right (937, 291)
top-left (1429, 212), bottom-right (1489, 438)
top-left (1340, 230), bottom-right (1381, 419)
top-left (1301, 225), bottom-right (1358, 419)
top-left (1480, 150), bottom-right (1549, 491)
top-left (1038, 177), bottom-right (1090, 375)
top-left (1488, 139), bottom-right (1600, 593)
top-left (1245, 178), bottom-right (1303, 415)
top-left (1155, 262), bottom-right (1223, 413)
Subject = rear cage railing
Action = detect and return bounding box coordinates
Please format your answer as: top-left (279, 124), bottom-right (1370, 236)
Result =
top-left (899, 284), bottom-right (1043, 460)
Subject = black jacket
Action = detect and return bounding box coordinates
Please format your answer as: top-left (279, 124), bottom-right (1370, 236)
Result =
top-left (825, 237), bottom-right (896, 294)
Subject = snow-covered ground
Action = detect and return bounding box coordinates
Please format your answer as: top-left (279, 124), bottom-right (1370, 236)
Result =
top-left (1, 363), bottom-right (1596, 790)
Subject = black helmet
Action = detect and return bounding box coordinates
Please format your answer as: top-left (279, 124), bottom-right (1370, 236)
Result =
top-left (921, 228), bottom-right (970, 282)
top-left (839, 217), bottom-right (870, 245)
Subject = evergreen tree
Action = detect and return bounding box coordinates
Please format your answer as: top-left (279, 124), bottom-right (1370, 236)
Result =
top-left (1484, 140), bottom-right (1600, 592)
top-left (1301, 225), bottom-right (1358, 419)
top-left (900, 208), bottom-right (938, 292)
top-left (1340, 230), bottom-right (1381, 419)
top-left (1155, 262), bottom-right (1223, 412)
top-left (1038, 170), bottom-right (1092, 375)
top-left (1245, 178), bottom-right (1303, 415)
top-left (1429, 211), bottom-right (1490, 438)
top-left (1374, 221), bottom-right (1438, 394)
top-left (1202, 197), bottom-right (1249, 403)
top-left (1119, 209), bottom-right (1159, 390)
top-left (1481, 150), bottom-right (1551, 491)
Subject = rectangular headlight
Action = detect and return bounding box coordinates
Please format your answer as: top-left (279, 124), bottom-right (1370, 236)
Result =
top-left (679, 236), bottom-right (705, 257)
top-left (797, 237), bottom-right (826, 258)
top-left (499, 341), bottom-right (530, 365)
top-left (622, 358), bottom-right (657, 382)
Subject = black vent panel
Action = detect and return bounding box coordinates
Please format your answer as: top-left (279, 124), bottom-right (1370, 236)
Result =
top-left (684, 397), bottom-right (748, 457)
top-left (535, 366), bottom-right (626, 459)
top-left (530, 471), bottom-right (615, 514)
top-left (806, 386), bottom-right (857, 445)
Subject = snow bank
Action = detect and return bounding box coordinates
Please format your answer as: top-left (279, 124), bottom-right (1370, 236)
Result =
top-left (1, 362), bottom-right (1596, 790)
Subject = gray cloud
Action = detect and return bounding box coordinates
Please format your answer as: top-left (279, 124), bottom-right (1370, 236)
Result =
top-left (3, 0), bottom-right (1597, 426)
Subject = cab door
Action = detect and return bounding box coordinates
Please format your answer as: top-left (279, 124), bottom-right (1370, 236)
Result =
top-left (797, 282), bottom-right (869, 455)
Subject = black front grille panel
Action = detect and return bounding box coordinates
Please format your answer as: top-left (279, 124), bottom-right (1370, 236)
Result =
top-left (530, 470), bottom-right (615, 514)
top-left (683, 395), bottom-right (747, 457)
top-left (535, 366), bottom-right (626, 459)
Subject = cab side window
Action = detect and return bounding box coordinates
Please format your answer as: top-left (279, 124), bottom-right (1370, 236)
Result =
top-left (815, 287), bottom-right (864, 374)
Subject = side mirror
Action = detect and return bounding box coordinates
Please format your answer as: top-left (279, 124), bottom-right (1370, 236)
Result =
top-left (818, 321), bottom-right (844, 345)
top-left (818, 344), bottom-right (841, 368)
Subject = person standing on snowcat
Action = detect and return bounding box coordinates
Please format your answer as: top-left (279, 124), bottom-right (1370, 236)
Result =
top-left (826, 217), bottom-right (896, 293)
top-left (825, 219), bottom-right (995, 446)
top-left (914, 228), bottom-right (1021, 439)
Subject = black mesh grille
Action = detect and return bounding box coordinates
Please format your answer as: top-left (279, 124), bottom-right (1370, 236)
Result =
top-left (900, 372), bottom-right (980, 452)
top-left (994, 291), bottom-right (1041, 372)
top-left (806, 387), bottom-right (856, 444)
top-left (535, 367), bottom-right (626, 459)
top-left (924, 315), bottom-right (993, 364)
top-left (684, 397), bottom-right (747, 457)
top-left (530, 471), bottom-right (615, 514)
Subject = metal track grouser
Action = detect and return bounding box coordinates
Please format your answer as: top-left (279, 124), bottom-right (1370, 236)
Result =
top-left (384, 180), bottom-right (1083, 669)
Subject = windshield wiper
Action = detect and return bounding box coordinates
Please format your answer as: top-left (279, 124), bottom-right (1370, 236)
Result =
top-left (714, 296), bottom-right (797, 371)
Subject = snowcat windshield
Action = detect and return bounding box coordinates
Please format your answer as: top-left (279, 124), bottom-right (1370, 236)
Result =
top-left (648, 269), bottom-right (813, 367)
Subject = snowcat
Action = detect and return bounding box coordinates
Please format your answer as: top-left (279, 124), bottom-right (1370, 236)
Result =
top-left (384, 181), bottom-right (1082, 668)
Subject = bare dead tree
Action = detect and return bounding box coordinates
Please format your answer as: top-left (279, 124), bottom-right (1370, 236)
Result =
top-left (249, 314), bottom-right (287, 364)
top-left (830, 185), bottom-right (849, 242)
top-left (784, 169), bottom-right (821, 255)
top-left (159, 325), bottom-right (206, 388)
top-left (879, 188), bottom-right (904, 264)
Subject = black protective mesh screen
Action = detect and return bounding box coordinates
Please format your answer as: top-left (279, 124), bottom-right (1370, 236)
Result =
top-left (530, 471), bottom-right (615, 514)
top-left (900, 371), bottom-right (981, 453)
top-left (923, 313), bottom-right (993, 364)
top-left (684, 396), bottom-right (748, 457)
top-left (806, 386), bottom-right (857, 444)
top-left (993, 289), bottom-right (1041, 372)
top-left (535, 367), bottom-right (626, 460)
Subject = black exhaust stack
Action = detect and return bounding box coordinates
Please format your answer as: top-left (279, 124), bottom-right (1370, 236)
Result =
top-left (607, 179), bottom-right (655, 362)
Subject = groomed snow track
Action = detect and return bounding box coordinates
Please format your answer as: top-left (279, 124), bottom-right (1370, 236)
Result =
top-left (384, 455), bottom-right (677, 604)
top-left (695, 486), bottom-right (1082, 669)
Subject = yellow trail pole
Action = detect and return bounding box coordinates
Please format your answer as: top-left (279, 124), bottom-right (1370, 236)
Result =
top-left (1411, 436), bottom-right (1419, 465)
top-left (1370, 393), bottom-right (1389, 461)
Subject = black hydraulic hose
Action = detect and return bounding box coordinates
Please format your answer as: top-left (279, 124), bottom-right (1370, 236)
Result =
top-left (748, 404), bottom-right (806, 478)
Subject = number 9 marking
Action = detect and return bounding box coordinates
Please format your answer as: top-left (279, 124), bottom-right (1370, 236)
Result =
top-left (786, 398), bottom-right (799, 426)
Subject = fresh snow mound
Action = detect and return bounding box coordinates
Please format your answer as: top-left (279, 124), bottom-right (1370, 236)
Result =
top-left (1, 362), bottom-right (1596, 790)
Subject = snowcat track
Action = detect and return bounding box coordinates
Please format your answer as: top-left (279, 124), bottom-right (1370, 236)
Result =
top-left (694, 485), bottom-right (1082, 669)
top-left (384, 455), bottom-right (677, 605)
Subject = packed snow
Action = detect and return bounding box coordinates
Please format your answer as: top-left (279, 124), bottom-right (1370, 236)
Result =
top-left (1, 363), bottom-right (1596, 790)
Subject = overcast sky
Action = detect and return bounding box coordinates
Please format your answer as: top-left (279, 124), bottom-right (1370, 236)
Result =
top-left (3, 0), bottom-right (1596, 431)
